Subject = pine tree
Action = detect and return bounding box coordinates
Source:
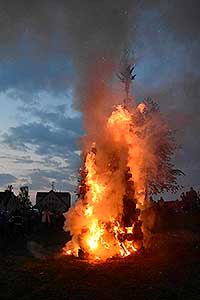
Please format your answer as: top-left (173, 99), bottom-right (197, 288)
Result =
top-left (139, 98), bottom-right (184, 196)
top-left (18, 186), bottom-right (32, 210)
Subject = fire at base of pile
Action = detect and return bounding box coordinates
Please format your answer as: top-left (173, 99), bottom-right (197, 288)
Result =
top-left (63, 101), bottom-right (176, 261)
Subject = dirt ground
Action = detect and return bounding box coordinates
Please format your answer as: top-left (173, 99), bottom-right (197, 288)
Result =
top-left (0, 219), bottom-right (200, 300)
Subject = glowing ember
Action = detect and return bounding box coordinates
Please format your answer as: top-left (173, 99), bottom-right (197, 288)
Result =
top-left (137, 102), bottom-right (146, 113)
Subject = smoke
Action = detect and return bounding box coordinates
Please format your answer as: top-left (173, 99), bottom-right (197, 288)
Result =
top-left (0, 1), bottom-right (137, 102)
top-left (0, 1), bottom-right (199, 189)
top-left (1, 1), bottom-right (199, 109)
top-left (62, 97), bottom-right (181, 260)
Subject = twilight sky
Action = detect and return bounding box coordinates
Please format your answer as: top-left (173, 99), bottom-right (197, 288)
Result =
top-left (0, 0), bottom-right (199, 202)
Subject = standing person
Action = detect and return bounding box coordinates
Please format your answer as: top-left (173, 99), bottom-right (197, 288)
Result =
top-left (158, 196), bottom-right (165, 208)
top-left (0, 211), bottom-right (6, 240)
top-left (30, 209), bottom-right (40, 233)
top-left (184, 191), bottom-right (190, 213)
top-left (189, 187), bottom-right (198, 212)
top-left (55, 211), bottom-right (65, 230)
top-left (0, 211), bottom-right (7, 253)
top-left (189, 187), bottom-right (198, 200)
top-left (197, 191), bottom-right (200, 210)
top-left (11, 210), bottom-right (25, 238)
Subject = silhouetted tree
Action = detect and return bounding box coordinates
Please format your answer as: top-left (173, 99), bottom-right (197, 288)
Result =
top-left (117, 55), bottom-right (183, 198)
top-left (139, 98), bottom-right (184, 196)
top-left (18, 186), bottom-right (32, 210)
top-left (117, 50), bottom-right (136, 107)
top-left (5, 185), bottom-right (13, 192)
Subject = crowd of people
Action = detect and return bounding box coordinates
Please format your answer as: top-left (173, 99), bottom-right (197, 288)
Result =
top-left (179, 187), bottom-right (200, 212)
top-left (0, 187), bottom-right (199, 245)
top-left (0, 207), bottom-right (66, 244)
top-left (149, 187), bottom-right (200, 214)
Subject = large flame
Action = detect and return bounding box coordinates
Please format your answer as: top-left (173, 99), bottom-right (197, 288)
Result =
top-left (63, 102), bottom-right (155, 261)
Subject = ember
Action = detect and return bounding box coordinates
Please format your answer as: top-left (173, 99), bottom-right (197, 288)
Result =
top-left (63, 62), bottom-right (181, 262)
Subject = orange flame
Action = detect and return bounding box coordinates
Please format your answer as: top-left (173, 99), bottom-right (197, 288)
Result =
top-left (63, 103), bottom-right (150, 261)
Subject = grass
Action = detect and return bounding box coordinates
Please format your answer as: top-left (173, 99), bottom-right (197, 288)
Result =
top-left (0, 217), bottom-right (199, 300)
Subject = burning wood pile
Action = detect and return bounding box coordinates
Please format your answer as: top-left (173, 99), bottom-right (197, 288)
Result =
top-left (63, 63), bottom-right (181, 262)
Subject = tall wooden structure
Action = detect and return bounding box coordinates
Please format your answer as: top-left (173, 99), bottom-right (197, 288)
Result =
top-left (117, 51), bottom-right (136, 108)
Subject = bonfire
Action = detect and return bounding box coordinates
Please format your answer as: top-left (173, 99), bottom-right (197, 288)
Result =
top-left (63, 61), bottom-right (182, 261)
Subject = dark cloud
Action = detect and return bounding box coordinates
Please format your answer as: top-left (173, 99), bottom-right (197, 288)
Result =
top-left (134, 76), bottom-right (200, 183)
top-left (128, 2), bottom-right (200, 188)
top-left (0, 0), bottom-right (139, 106)
top-left (0, 173), bottom-right (16, 186)
top-left (2, 119), bottom-right (81, 155)
top-left (161, 1), bottom-right (200, 39)
top-left (0, 154), bottom-right (39, 165)
top-left (25, 106), bottom-right (83, 136)
top-left (14, 154), bottom-right (79, 170)
top-left (0, 54), bottom-right (74, 99)
top-left (14, 157), bottom-right (37, 164)
top-left (0, 0), bottom-right (200, 192)
top-left (28, 170), bottom-right (52, 191)
top-left (0, 1), bottom-right (199, 109)
top-left (28, 168), bottom-right (77, 192)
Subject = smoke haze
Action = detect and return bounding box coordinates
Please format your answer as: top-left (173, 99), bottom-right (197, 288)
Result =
top-left (0, 0), bottom-right (200, 195)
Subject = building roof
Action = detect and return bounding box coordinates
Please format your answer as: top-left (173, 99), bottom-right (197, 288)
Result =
top-left (35, 190), bottom-right (71, 209)
top-left (36, 191), bottom-right (70, 199)
top-left (0, 191), bottom-right (17, 201)
top-left (0, 191), bottom-right (19, 211)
